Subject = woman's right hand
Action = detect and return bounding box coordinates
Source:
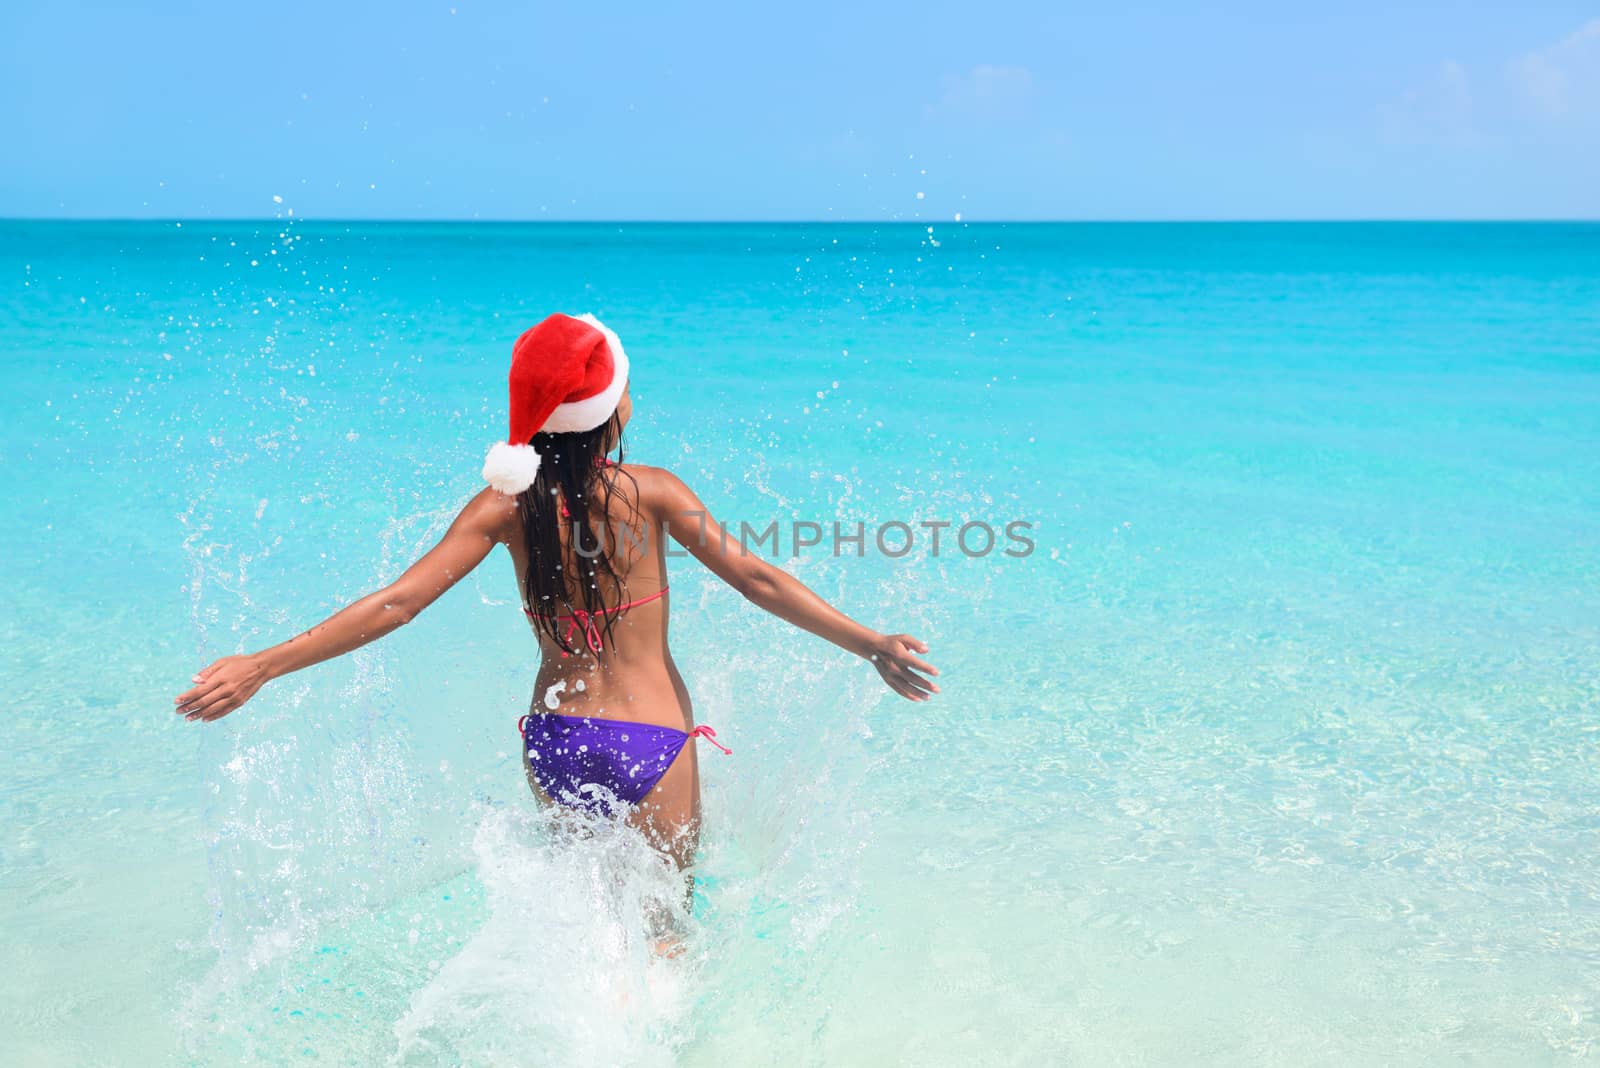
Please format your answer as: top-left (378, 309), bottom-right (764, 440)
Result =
top-left (868, 634), bottom-right (940, 702)
top-left (174, 654), bottom-right (272, 722)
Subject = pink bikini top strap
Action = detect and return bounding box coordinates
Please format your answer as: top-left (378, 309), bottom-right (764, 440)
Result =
top-left (521, 585), bottom-right (669, 655)
top-left (610, 585), bottom-right (668, 614)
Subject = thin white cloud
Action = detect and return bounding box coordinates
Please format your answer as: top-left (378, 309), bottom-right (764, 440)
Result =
top-left (1507, 18), bottom-right (1600, 118)
top-left (929, 65), bottom-right (1036, 122)
top-left (1377, 60), bottom-right (1479, 147)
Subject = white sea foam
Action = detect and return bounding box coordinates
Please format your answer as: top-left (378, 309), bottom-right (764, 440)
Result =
top-left (390, 808), bottom-right (696, 1067)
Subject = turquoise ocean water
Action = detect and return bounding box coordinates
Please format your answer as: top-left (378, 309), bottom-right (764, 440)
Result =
top-left (2, 220), bottom-right (1598, 1064)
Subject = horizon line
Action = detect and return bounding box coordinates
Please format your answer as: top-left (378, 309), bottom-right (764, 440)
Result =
top-left (2, 215), bottom-right (1598, 226)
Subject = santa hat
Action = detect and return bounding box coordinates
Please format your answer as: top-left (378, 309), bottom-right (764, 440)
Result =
top-left (481, 313), bottom-right (630, 494)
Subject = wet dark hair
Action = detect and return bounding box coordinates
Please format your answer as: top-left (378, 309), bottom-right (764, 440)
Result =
top-left (516, 410), bottom-right (639, 655)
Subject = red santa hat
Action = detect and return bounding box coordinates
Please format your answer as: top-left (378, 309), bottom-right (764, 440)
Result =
top-left (481, 312), bottom-right (630, 494)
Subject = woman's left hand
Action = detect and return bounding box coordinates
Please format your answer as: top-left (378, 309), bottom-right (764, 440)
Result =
top-left (868, 633), bottom-right (941, 702)
top-left (174, 654), bottom-right (271, 722)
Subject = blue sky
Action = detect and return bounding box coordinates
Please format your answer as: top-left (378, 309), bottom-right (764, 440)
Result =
top-left (2, 1), bottom-right (1597, 220)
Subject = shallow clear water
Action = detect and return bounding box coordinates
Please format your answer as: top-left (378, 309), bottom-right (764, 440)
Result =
top-left (2, 220), bottom-right (1598, 1064)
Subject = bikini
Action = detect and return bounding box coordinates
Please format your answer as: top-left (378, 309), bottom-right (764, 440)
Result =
top-left (518, 584), bottom-right (731, 814)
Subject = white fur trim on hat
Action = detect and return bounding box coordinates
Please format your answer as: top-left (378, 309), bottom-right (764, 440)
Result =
top-left (539, 313), bottom-right (630, 434)
top-left (482, 441), bottom-right (542, 495)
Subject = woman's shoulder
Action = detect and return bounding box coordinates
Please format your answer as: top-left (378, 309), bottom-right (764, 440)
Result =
top-left (613, 461), bottom-right (672, 482)
top-left (460, 485), bottom-right (522, 543)
top-left (611, 463), bottom-right (695, 515)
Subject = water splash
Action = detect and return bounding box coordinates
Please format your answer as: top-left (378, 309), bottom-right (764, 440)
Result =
top-left (392, 807), bottom-right (697, 1066)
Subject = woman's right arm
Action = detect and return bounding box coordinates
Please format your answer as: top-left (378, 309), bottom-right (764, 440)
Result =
top-left (643, 467), bottom-right (939, 702)
top-left (174, 488), bottom-right (517, 722)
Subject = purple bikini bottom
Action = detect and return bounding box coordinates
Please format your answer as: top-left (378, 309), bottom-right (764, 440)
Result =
top-left (518, 713), bottom-right (730, 814)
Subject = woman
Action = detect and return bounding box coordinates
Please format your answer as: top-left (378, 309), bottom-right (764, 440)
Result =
top-left (173, 313), bottom-right (939, 872)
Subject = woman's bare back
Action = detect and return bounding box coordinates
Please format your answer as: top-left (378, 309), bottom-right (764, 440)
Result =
top-left (502, 463), bottom-right (707, 862)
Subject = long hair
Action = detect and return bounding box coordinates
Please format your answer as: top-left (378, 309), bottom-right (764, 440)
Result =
top-left (516, 410), bottom-right (639, 655)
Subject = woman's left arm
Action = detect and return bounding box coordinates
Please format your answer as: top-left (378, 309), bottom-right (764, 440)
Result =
top-left (174, 488), bottom-right (517, 722)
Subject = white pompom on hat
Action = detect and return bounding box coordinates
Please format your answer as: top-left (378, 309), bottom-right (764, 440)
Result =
top-left (482, 313), bottom-right (630, 495)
